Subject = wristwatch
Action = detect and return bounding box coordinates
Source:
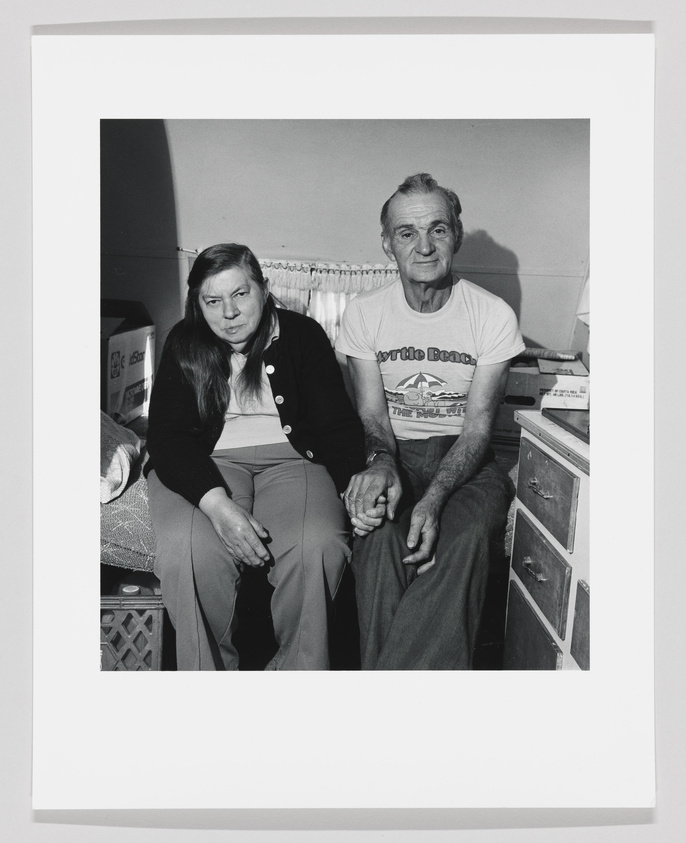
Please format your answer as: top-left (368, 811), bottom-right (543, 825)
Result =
top-left (366, 449), bottom-right (392, 467)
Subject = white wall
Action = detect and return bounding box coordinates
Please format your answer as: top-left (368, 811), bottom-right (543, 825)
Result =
top-left (165, 118), bottom-right (589, 350)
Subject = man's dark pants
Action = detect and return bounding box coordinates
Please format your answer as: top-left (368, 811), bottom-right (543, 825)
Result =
top-left (351, 435), bottom-right (513, 670)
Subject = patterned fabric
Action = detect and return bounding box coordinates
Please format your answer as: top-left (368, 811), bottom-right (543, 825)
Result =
top-left (100, 451), bottom-right (156, 572)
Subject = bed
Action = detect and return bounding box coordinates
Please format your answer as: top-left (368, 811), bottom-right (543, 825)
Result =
top-left (101, 413), bottom-right (156, 574)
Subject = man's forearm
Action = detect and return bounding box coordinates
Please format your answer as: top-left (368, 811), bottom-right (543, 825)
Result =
top-left (421, 360), bottom-right (508, 511)
top-left (344, 413), bottom-right (402, 529)
top-left (360, 414), bottom-right (397, 462)
top-left (422, 427), bottom-right (491, 510)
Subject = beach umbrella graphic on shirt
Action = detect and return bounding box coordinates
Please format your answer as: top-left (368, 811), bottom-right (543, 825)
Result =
top-left (395, 372), bottom-right (447, 391)
top-left (394, 372), bottom-right (448, 407)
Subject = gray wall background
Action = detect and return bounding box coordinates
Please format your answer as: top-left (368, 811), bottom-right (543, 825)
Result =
top-left (102, 118), bottom-right (589, 360)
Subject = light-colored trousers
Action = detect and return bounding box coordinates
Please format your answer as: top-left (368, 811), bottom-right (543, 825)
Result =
top-left (147, 442), bottom-right (350, 670)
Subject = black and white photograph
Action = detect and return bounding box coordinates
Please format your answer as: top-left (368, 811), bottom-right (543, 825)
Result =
top-left (29, 28), bottom-right (655, 813)
top-left (98, 118), bottom-right (590, 674)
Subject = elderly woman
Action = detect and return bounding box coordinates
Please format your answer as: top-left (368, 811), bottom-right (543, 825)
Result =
top-left (145, 243), bottom-right (364, 670)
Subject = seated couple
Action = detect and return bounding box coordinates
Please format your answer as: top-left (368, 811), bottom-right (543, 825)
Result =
top-left (145, 173), bottom-right (524, 671)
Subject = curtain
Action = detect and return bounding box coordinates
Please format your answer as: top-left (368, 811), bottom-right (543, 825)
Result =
top-left (260, 259), bottom-right (398, 343)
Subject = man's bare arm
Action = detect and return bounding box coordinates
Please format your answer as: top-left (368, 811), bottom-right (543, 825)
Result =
top-left (336, 354), bottom-right (402, 532)
top-left (403, 360), bottom-right (510, 564)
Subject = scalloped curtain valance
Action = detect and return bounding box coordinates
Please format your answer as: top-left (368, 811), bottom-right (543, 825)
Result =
top-left (259, 259), bottom-right (400, 344)
top-left (259, 259), bottom-right (399, 293)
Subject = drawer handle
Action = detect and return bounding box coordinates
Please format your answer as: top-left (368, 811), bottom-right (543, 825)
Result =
top-left (527, 477), bottom-right (554, 499)
top-left (522, 556), bottom-right (548, 583)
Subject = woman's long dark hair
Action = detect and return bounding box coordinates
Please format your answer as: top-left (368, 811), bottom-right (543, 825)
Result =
top-left (168, 243), bottom-right (277, 425)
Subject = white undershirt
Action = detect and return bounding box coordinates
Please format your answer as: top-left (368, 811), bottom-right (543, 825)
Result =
top-left (212, 325), bottom-right (289, 452)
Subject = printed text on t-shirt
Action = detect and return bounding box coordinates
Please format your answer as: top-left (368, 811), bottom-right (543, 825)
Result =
top-left (376, 346), bottom-right (477, 365)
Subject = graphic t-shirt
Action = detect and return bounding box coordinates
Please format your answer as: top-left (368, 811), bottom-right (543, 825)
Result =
top-left (336, 278), bottom-right (525, 440)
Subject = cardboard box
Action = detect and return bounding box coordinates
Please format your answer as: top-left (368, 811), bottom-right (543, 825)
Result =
top-left (494, 365), bottom-right (540, 441)
top-left (537, 357), bottom-right (590, 411)
top-left (494, 359), bottom-right (590, 441)
top-left (101, 300), bottom-right (155, 425)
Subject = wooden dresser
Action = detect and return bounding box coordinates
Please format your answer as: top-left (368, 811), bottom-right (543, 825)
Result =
top-left (503, 410), bottom-right (590, 670)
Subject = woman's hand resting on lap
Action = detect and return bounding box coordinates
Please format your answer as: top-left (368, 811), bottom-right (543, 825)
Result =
top-left (199, 487), bottom-right (270, 568)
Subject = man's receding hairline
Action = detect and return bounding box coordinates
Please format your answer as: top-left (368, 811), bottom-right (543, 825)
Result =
top-left (385, 190), bottom-right (454, 232)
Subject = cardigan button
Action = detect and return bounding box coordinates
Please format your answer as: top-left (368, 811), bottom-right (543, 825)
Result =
top-left (282, 425), bottom-right (292, 434)
top-left (275, 395), bottom-right (284, 404)
top-left (265, 365), bottom-right (275, 374)
top-left (306, 450), bottom-right (314, 459)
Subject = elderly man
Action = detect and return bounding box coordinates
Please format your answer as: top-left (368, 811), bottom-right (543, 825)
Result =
top-left (335, 173), bottom-right (525, 670)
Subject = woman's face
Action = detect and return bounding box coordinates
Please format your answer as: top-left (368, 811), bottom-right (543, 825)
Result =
top-left (198, 266), bottom-right (267, 352)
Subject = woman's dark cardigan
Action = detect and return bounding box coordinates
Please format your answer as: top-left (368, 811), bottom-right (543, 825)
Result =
top-left (144, 308), bottom-right (365, 506)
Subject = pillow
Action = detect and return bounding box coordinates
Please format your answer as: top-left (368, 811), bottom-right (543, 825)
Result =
top-left (100, 411), bottom-right (142, 503)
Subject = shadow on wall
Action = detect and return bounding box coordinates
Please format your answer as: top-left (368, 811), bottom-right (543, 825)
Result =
top-left (101, 119), bottom-right (182, 368)
top-left (457, 230), bottom-right (532, 348)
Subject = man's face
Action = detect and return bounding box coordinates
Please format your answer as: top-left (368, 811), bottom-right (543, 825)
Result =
top-left (382, 191), bottom-right (458, 288)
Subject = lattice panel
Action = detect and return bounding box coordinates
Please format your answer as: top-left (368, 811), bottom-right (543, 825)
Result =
top-left (100, 596), bottom-right (164, 671)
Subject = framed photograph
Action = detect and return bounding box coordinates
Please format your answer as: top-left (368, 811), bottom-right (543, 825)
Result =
top-left (32, 29), bottom-right (654, 810)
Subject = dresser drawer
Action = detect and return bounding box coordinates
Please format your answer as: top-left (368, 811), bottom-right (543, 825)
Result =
top-left (571, 579), bottom-right (590, 670)
top-left (511, 509), bottom-right (572, 639)
top-left (517, 437), bottom-right (580, 551)
top-left (503, 580), bottom-right (563, 670)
